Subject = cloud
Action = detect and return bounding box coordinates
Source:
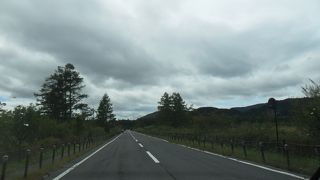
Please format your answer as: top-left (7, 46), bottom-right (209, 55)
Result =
top-left (0, 0), bottom-right (320, 118)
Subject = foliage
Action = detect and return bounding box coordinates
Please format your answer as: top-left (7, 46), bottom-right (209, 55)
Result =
top-left (34, 63), bottom-right (87, 121)
top-left (0, 64), bottom-right (121, 154)
top-left (97, 93), bottom-right (115, 132)
top-left (157, 92), bottom-right (189, 127)
top-left (11, 104), bottom-right (40, 144)
top-left (158, 92), bottom-right (172, 125)
top-left (300, 79), bottom-right (320, 139)
top-left (302, 79), bottom-right (320, 98)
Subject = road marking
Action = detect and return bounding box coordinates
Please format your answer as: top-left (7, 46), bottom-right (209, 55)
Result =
top-left (128, 131), bottom-right (138, 142)
top-left (146, 151), bottom-right (160, 163)
top-left (53, 133), bottom-right (122, 180)
top-left (138, 143), bottom-right (144, 148)
top-left (146, 134), bottom-right (169, 142)
top-left (134, 131), bottom-right (168, 143)
top-left (178, 145), bottom-right (307, 180)
top-left (131, 131), bottom-right (306, 179)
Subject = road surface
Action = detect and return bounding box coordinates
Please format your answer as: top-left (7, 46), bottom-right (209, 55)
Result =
top-left (49, 131), bottom-right (306, 180)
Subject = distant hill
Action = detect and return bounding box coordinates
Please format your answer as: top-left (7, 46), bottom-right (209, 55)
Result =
top-left (136, 97), bottom-right (312, 124)
top-left (231, 103), bottom-right (265, 112)
top-left (137, 111), bottom-right (159, 121)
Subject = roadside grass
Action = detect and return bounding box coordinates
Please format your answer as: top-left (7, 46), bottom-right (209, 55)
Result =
top-left (145, 133), bottom-right (318, 177)
top-left (15, 147), bottom-right (97, 180)
top-left (3, 133), bottom-right (120, 180)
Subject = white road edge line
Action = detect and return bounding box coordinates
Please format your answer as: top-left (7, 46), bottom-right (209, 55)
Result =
top-left (146, 151), bottom-right (160, 163)
top-left (148, 135), bottom-right (169, 142)
top-left (138, 143), bottom-right (144, 148)
top-left (136, 132), bottom-right (307, 180)
top-left (52, 133), bottom-right (122, 180)
top-left (134, 131), bottom-right (168, 143)
top-left (179, 145), bottom-right (307, 180)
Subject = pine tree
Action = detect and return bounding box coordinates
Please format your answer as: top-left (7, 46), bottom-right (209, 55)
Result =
top-left (171, 92), bottom-right (186, 113)
top-left (35, 63), bottom-right (87, 121)
top-left (171, 92), bottom-right (187, 127)
top-left (97, 93), bottom-right (115, 132)
top-left (158, 92), bottom-right (188, 127)
top-left (158, 92), bottom-right (172, 124)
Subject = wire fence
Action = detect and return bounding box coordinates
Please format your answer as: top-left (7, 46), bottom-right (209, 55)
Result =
top-left (0, 134), bottom-right (118, 180)
top-left (145, 131), bottom-right (320, 175)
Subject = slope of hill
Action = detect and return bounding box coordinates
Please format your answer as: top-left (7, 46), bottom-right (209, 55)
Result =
top-left (136, 97), bottom-right (312, 124)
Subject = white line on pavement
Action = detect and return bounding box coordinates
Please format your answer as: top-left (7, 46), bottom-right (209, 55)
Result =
top-left (128, 131), bottom-right (138, 142)
top-left (136, 131), bottom-right (306, 179)
top-left (52, 133), bottom-right (122, 180)
top-left (146, 134), bottom-right (169, 142)
top-left (138, 143), bottom-right (144, 148)
top-left (134, 131), bottom-right (168, 143)
top-left (146, 151), bottom-right (160, 163)
top-left (178, 145), bottom-right (307, 180)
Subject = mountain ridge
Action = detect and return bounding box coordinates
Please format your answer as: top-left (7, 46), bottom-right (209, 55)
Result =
top-left (136, 97), bottom-right (311, 122)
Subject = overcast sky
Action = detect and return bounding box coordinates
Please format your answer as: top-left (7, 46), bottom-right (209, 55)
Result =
top-left (0, 0), bottom-right (320, 119)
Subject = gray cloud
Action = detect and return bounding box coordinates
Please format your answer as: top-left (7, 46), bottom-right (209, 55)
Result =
top-left (0, 0), bottom-right (320, 118)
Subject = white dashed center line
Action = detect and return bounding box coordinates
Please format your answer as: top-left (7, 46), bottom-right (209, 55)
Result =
top-left (128, 131), bottom-right (138, 142)
top-left (129, 131), bottom-right (160, 164)
top-left (146, 151), bottom-right (160, 163)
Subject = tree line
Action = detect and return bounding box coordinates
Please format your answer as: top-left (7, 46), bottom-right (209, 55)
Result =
top-left (0, 63), bottom-right (117, 152)
top-left (136, 79), bottom-right (320, 144)
top-left (34, 63), bottom-right (115, 128)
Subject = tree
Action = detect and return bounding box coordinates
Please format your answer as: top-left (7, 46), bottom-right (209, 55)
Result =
top-left (171, 92), bottom-right (187, 127)
top-left (35, 63), bottom-right (87, 122)
top-left (97, 94), bottom-right (115, 132)
top-left (302, 79), bottom-right (320, 97)
top-left (73, 103), bottom-right (95, 135)
top-left (158, 92), bottom-right (188, 127)
top-left (10, 104), bottom-right (41, 159)
top-left (301, 79), bottom-right (320, 139)
top-left (158, 92), bottom-right (172, 124)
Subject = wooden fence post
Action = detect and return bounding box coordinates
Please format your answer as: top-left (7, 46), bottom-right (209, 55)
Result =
top-left (39, 147), bottom-right (44, 169)
top-left (230, 139), bottom-right (234, 154)
top-left (24, 149), bottom-right (31, 178)
top-left (220, 141), bottom-right (224, 154)
top-left (242, 141), bottom-right (247, 158)
top-left (211, 139), bottom-right (214, 150)
top-left (61, 144), bottom-right (65, 159)
top-left (73, 142), bottom-right (76, 154)
top-left (1, 155), bottom-right (8, 180)
top-left (284, 144), bottom-right (290, 168)
top-left (68, 143), bottom-right (71, 157)
top-left (52, 145), bottom-right (56, 164)
top-left (259, 142), bottom-right (266, 163)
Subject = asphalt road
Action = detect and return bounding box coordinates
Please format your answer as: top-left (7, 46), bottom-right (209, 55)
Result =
top-left (50, 131), bottom-right (306, 180)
